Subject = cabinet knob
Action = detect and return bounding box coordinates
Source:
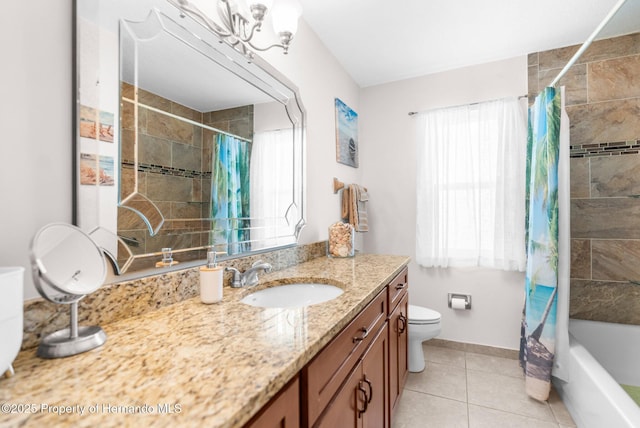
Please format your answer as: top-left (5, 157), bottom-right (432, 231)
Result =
top-left (352, 327), bottom-right (369, 343)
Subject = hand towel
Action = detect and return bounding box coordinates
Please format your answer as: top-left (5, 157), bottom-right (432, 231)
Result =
top-left (348, 184), bottom-right (369, 232)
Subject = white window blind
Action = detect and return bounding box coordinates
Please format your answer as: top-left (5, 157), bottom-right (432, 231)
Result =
top-left (415, 97), bottom-right (527, 271)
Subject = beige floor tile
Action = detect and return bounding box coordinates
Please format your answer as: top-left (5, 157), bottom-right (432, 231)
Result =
top-left (465, 352), bottom-right (524, 378)
top-left (405, 361), bottom-right (467, 402)
top-left (467, 369), bottom-right (555, 422)
top-left (548, 387), bottom-right (576, 426)
top-left (423, 344), bottom-right (466, 368)
top-left (468, 404), bottom-right (560, 428)
top-left (392, 389), bottom-right (469, 428)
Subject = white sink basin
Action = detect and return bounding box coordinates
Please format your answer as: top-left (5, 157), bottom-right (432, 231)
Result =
top-left (241, 283), bottom-right (343, 308)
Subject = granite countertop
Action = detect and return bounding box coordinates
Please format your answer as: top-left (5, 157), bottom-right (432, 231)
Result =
top-left (0, 253), bottom-right (409, 427)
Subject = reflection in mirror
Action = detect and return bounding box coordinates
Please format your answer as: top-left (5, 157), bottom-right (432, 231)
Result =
top-left (75, 0), bottom-right (305, 279)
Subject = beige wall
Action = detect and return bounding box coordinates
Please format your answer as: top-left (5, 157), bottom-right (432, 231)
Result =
top-left (529, 32), bottom-right (640, 326)
top-left (360, 57), bottom-right (529, 350)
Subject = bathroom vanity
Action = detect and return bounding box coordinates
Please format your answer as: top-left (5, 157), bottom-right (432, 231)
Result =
top-left (0, 254), bottom-right (409, 427)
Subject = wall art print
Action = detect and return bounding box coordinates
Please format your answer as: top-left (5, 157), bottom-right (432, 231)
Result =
top-left (335, 98), bottom-right (359, 168)
top-left (80, 153), bottom-right (115, 186)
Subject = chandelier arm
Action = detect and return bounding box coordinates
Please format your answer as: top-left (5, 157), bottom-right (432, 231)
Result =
top-left (247, 41), bottom-right (287, 53)
top-left (174, 0), bottom-right (233, 38)
top-left (238, 21), bottom-right (262, 44)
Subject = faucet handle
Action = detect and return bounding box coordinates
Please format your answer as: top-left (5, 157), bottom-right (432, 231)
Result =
top-left (225, 267), bottom-right (242, 288)
top-left (252, 260), bottom-right (273, 272)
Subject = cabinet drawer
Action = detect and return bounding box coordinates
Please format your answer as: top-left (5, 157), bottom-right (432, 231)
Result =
top-left (303, 288), bottom-right (387, 426)
top-left (387, 267), bottom-right (408, 315)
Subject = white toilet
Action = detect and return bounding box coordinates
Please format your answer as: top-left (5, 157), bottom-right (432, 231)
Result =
top-left (408, 304), bottom-right (442, 373)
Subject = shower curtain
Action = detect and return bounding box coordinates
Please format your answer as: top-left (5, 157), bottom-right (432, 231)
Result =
top-left (212, 133), bottom-right (250, 254)
top-left (520, 86), bottom-right (570, 401)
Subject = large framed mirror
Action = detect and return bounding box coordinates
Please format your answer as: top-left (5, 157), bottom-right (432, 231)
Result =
top-left (74, 0), bottom-right (305, 281)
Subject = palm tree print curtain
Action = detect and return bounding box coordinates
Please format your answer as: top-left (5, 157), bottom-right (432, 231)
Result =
top-left (212, 133), bottom-right (250, 255)
top-left (520, 87), bottom-right (561, 401)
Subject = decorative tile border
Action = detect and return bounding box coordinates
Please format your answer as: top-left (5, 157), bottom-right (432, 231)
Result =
top-left (570, 140), bottom-right (640, 158)
top-left (122, 160), bottom-right (211, 179)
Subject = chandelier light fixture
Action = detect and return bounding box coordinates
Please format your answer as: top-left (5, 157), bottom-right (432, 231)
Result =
top-left (173, 0), bottom-right (303, 58)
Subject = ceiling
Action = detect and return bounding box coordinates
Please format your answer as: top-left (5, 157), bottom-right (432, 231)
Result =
top-left (297, 0), bottom-right (640, 87)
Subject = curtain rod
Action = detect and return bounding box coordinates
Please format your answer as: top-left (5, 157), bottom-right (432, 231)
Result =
top-left (408, 94), bottom-right (528, 116)
top-left (550, 0), bottom-right (628, 87)
top-left (122, 97), bottom-right (253, 143)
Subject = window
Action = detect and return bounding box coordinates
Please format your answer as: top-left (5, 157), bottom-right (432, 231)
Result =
top-left (415, 97), bottom-right (527, 270)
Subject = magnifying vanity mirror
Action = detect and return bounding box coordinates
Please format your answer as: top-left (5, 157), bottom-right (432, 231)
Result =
top-left (74, 0), bottom-right (305, 280)
top-left (30, 223), bottom-right (108, 358)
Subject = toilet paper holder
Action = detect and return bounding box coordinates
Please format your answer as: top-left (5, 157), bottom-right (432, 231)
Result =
top-left (448, 293), bottom-right (472, 310)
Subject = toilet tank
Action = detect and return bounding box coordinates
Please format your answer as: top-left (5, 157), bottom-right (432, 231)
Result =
top-left (0, 267), bottom-right (24, 376)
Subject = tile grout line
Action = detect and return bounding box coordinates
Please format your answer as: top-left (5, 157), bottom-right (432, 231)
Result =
top-left (465, 351), bottom-right (471, 428)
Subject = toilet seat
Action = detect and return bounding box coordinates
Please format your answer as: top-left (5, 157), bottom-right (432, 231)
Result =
top-left (408, 305), bottom-right (441, 325)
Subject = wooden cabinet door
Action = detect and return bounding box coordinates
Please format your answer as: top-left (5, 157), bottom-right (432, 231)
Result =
top-left (362, 323), bottom-right (388, 428)
top-left (304, 289), bottom-right (387, 426)
top-left (389, 293), bottom-right (408, 421)
top-left (315, 363), bottom-right (362, 428)
top-left (315, 324), bottom-right (389, 428)
top-left (244, 376), bottom-right (300, 428)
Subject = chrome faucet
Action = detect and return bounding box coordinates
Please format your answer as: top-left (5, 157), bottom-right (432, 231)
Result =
top-left (225, 260), bottom-right (273, 288)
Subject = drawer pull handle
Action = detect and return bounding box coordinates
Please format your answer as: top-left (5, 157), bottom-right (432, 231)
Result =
top-left (395, 282), bottom-right (406, 290)
top-left (357, 382), bottom-right (369, 417)
top-left (363, 377), bottom-right (373, 403)
top-left (353, 327), bottom-right (369, 343)
top-left (398, 313), bottom-right (407, 334)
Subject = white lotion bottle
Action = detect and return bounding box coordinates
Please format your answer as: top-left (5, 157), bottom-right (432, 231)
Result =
top-left (200, 251), bottom-right (223, 304)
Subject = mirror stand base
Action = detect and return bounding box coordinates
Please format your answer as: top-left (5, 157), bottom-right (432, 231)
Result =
top-left (37, 326), bottom-right (107, 359)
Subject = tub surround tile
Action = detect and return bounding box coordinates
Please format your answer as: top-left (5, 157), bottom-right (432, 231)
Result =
top-left (537, 34), bottom-right (640, 72)
top-left (578, 33), bottom-right (640, 64)
top-left (571, 198), bottom-right (640, 239)
top-left (6, 253), bottom-right (410, 427)
top-left (538, 44), bottom-right (579, 71)
top-left (569, 157), bottom-right (590, 198)
top-left (589, 55), bottom-right (640, 103)
top-left (570, 279), bottom-right (640, 325)
top-left (590, 154), bottom-right (640, 197)
top-left (538, 64), bottom-right (587, 106)
top-left (528, 65), bottom-right (539, 99)
top-left (567, 99), bottom-right (640, 146)
top-left (570, 239), bottom-right (591, 279)
top-left (591, 239), bottom-right (640, 281)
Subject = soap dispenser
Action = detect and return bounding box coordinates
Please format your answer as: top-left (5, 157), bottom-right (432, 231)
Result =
top-left (200, 251), bottom-right (223, 304)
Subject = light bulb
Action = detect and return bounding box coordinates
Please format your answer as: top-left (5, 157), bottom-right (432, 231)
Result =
top-left (271, 0), bottom-right (302, 36)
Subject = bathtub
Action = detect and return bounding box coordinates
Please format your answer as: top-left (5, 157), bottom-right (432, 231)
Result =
top-left (553, 319), bottom-right (640, 428)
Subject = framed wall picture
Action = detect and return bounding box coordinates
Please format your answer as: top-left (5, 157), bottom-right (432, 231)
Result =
top-left (335, 98), bottom-right (358, 168)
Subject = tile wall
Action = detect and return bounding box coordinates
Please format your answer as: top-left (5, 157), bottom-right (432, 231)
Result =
top-left (528, 32), bottom-right (640, 325)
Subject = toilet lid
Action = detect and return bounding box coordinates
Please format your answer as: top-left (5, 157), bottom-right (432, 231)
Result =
top-left (408, 305), bottom-right (441, 324)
